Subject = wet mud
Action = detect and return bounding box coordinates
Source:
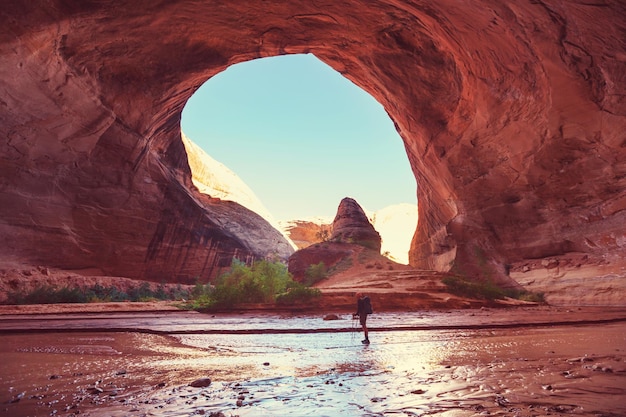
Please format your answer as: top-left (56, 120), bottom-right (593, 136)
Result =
top-left (1, 310), bottom-right (625, 416)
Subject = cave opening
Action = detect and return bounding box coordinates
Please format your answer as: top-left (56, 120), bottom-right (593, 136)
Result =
top-left (180, 53), bottom-right (417, 264)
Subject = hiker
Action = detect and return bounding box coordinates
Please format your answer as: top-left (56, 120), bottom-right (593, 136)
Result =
top-left (353, 292), bottom-right (373, 344)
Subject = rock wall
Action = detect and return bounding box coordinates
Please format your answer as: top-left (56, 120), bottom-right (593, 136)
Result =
top-left (280, 219), bottom-right (332, 250)
top-left (1, 1), bottom-right (625, 296)
top-left (181, 132), bottom-right (297, 252)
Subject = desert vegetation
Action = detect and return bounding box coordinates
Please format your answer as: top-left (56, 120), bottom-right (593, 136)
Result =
top-left (3, 259), bottom-right (321, 309)
top-left (303, 262), bottom-right (328, 286)
top-left (184, 259), bottom-right (321, 310)
top-left (5, 282), bottom-right (188, 305)
top-left (442, 275), bottom-right (545, 303)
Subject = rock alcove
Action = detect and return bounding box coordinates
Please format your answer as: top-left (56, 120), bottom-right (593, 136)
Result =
top-left (0, 1), bottom-right (624, 298)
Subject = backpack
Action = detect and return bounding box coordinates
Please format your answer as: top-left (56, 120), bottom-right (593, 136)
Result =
top-left (363, 296), bottom-right (373, 315)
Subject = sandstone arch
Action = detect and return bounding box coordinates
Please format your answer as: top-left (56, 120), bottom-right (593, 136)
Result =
top-left (1, 1), bottom-right (624, 292)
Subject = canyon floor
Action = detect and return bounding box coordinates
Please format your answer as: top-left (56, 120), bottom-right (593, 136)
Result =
top-left (1, 306), bottom-right (625, 417)
top-left (1, 255), bottom-right (625, 416)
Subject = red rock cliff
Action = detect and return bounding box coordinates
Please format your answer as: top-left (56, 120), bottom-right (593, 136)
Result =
top-left (0, 1), bottom-right (624, 293)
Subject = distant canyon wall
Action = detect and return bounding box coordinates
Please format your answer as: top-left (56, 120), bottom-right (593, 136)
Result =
top-left (181, 132), bottom-right (297, 252)
top-left (0, 1), bottom-right (625, 299)
top-left (281, 203), bottom-right (417, 265)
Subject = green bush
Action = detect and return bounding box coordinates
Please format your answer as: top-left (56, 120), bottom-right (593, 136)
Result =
top-left (187, 258), bottom-right (320, 310)
top-left (5, 283), bottom-right (190, 305)
top-left (441, 276), bottom-right (505, 301)
top-left (304, 262), bottom-right (327, 286)
top-left (328, 256), bottom-right (353, 276)
top-left (213, 258), bottom-right (290, 304)
top-left (503, 288), bottom-right (546, 303)
top-left (442, 275), bottom-right (545, 303)
top-left (276, 282), bottom-right (322, 305)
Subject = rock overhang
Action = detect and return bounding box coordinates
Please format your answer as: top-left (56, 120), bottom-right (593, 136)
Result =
top-left (0, 0), bottom-right (624, 291)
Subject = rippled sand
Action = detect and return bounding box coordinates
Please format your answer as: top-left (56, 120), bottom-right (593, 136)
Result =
top-left (1, 312), bottom-right (625, 416)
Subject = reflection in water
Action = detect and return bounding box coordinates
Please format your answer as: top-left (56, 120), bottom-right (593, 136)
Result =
top-left (162, 325), bottom-right (625, 417)
top-left (173, 330), bottom-right (452, 379)
top-left (0, 319), bottom-right (624, 416)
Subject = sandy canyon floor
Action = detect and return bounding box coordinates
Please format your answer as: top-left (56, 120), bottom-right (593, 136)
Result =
top-left (0, 305), bottom-right (625, 417)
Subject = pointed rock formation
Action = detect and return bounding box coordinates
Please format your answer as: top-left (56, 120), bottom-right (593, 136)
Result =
top-left (330, 198), bottom-right (381, 252)
top-left (281, 204), bottom-right (417, 264)
top-left (288, 197), bottom-right (382, 281)
top-left (0, 1), bottom-right (625, 301)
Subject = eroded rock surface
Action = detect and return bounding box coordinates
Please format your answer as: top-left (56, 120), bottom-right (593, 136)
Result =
top-left (182, 132), bottom-right (296, 251)
top-left (289, 197), bottom-right (385, 281)
top-left (282, 203), bottom-right (416, 264)
top-left (280, 219), bottom-right (332, 250)
top-left (288, 241), bottom-right (355, 283)
top-left (1, 1), bottom-right (625, 299)
top-left (330, 198), bottom-right (381, 252)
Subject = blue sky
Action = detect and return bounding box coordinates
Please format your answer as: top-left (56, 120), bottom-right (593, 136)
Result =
top-left (181, 53), bottom-right (416, 221)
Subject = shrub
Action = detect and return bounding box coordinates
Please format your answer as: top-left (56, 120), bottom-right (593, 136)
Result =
top-left (441, 275), bottom-right (505, 301)
top-left (187, 258), bottom-right (320, 310)
top-left (503, 288), bottom-right (546, 303)
top-left (315, 227), bottom-right (331, 243)
top-left (276, 282), bottom-right (321, 305)
top-left (4, 283), bottom-right (190, 305)
top-left (442, 275), bottom-right (545, 303)
top-left (6, 284), bottom-right (86, 304)
top-left (215, 258), bottom-right (290, 304)
top-left (304, 262), bottom-right (327, 286)
top-left (328, 256), bottom-right (353, 276)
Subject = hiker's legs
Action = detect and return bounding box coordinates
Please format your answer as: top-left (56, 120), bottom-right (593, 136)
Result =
top-left (360, 315), bottom-right (369, 340)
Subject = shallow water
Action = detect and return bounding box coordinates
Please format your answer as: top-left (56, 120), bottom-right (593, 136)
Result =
top-left (1, 313), bottom-right (625, 417)
top-left (168, 325), bottom-right (626, 417)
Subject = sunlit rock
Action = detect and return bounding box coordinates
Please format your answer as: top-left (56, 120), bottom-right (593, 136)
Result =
top-left (330, 198), bottom-right (381, 252)
top-left (281, 204), bottom-right (416, 265)
top-left (279, 217), bottom-right (333, 250)
top-left (182, 132), bottom-right (296, 250)
top-left (370, 204), bottom-right (417, 265)
top-left (0, 1), bottom-right (624, 301)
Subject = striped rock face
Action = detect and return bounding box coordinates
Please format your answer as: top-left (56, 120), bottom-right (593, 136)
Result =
top-left (331, 198), bottom-right (381, 253)
top-left (0, 1), bottom-right (624, 298)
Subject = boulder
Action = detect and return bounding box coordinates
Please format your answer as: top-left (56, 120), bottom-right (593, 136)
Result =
top-left (189, 378), bottom-right (212, 388)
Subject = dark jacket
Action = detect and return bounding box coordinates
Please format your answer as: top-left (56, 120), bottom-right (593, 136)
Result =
top-left (356, 295), bottom-right (373, 317)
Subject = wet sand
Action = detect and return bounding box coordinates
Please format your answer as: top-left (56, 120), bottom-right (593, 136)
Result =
top-left (1, 308), bottom-right (625, 416)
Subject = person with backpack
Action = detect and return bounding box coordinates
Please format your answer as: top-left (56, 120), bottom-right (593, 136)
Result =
top-left (353, 292), bottom-right (373, 344)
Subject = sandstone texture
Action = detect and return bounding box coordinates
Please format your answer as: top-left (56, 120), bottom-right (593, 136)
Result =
top-left (288, 241), bottom-right (356, 283)
top-left (1, 1), bottom-right (625, 301)
top-left (281, 203), bottom-right (417, 264)
top-left (288, 197), bottom-right (382, 281)
top-left (182, 132), bottom-right (296, 251)
top-left (279, 218), bottom-right (333, 250)
top-left (330, 198), bottom-right (382, 251)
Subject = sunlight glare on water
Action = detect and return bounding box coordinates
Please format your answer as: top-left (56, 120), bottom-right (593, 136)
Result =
top-left (174, 329), bottom-right (452, 378)
top-left (1, 314), bottom-right (624, 417)
top-left (162, 330), bottom-right (455, 417)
